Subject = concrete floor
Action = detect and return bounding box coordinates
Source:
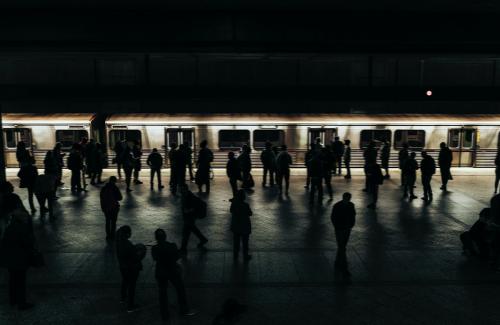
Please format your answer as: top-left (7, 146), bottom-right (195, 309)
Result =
top-left (1, 168), bottom-right (500, 324)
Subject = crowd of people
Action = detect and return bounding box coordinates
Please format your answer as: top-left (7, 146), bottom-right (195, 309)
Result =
top-left (0, 135), bottom-right (498, 322)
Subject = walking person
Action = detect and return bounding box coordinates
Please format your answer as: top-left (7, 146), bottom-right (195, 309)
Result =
top-left (495, 151), bottom-right (500, 194)
top-left (147, 148), bottom-right (164, 190)
top-left (53, 142), bottom-right (65, 187)
top-left (230, 190), bottom-right (252, 261)
top-left (237, 144), bottom-right (253, 189)
top-left (122, 146), bottom-right (135, 193)
top-left (381, 141), bottom-right (391, 179)
top-left (196, 140), bottom-right (214, 194)
top-left (366, 161), bottom-right (383, 209)
top-left (67, 144), bottom-right (84, 193)
top-left (87, 140), bottom-right (99, 185)
top-left (438, 142), bottom-right (453, 191)
top-left (363, 141), bottom-right (378, 192)
top-left (116, 225), bottom-right (142, 313)
top-left (18, 159), bottom-right (38, 214)
top-left (331, 192), bottom-right (356, 277)
top-left (420, 151), bottom-right (436, 202)
top-left (308, 152), bottom-right (324, 205)
top-left (344, 139), bottom-right (352, 179)
top-left (260, 141), bottom-right (276, 187)
top-left (321, 146), bottom-right (334, 199)
top-left (276, 145), bottom-right (292, 195)
top-left (114, 139), bottom-right (126, 179)
top-left (132, 141), bottom-right (143, 185)
top-left (180, 185), bottom-right (208, 255)
top-left (403, 152), bottom-right (418, 200)
top-left (151, 229), bottom-right (197, 321)
top-left (398, 143), bottom-right (409, 186)
top-left (304, 143), bottom-right (315, 188)
top-left (331, 136), bottom-right (345, 175)
top-left (34, 174), bottom-right (56, 219)
top-left (182, 142), bottom-right (195, 182)
top-left (93, 143), bottom-right (105, 184)
top-left (16, 141), bottom-right (33, 168)
top-left (226, 151), bottom-right (241, 197)
top-left (100, 176), bottom-right (122, 240)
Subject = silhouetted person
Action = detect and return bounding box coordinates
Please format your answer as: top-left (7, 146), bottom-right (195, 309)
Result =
top-left (1, 210), bottom-right (35, 310)
top-left (180, 185), bottom-right (208, 255)
top-left (260, 141), bottom-right (276, 187)
top-left (147, 148), bottom-right (164, 190)
top-left (321, 146), bottom-right (334, 199)
top-left (53, 142), bottom-right (65, 186)
top-left (84, 138), bottom-right (96, 178)
top-left (122, 146), bottom-right (135, 192)
top-left (114, 139), bottom-right (126, 179)
top-left (344, 139), bottom-right (352, 179)
top-left (16, 141), bottom-right (33, 168)
top-left (18, 160), bottom-right (38, 213)
top-left (116, 225), bottom-right (142, 312)
top-left (496, 152), bottom-right (500, 194)
top-left (366, 161), bottom-right (383, 209)
top-left (460, 208), bottom-right (491, 258)
top-left (67, 144), bottom-right (84, 193)
top-left (331, 192), bottom-right (356, 277)
top-left (43, 150), bottom-right (58, 185)
top-left (79, 137), bottom-right (89, 180)
top-left (100, 176), bottom-right (122, 240)
top-left (331, 136), bottom-right (345, 175)
top-left (403, 152), bottom-right (418, 199)
top-left (398, 143), bottom-right (409, 186)
top-left (276, 144), bottom-right (292, 195)
top-left (226, 151), bottom-right (241, 197)
top-left (196, 140), bottom-right (214, 193)
top-left (381, 141), bottom-right (390, 179)
top-left (169, 143), bottom-right (179, 193)
top-left (308, 152), bottom-right (324, 205)
top-left (151, 228), bottom-right (197, 321)
top-left (0, 182), bottom-right (27, 237)
top-left (238, 144), bottom-right (253, 189)
top-left (132, 141), bottom-right (143, 184)
top-left (34, 174), bottom-right (56, 219)
top-left (92, 142), bottom-right (105, 184)
top-left (304, 143), bottom-right (315, 188)
top-left (438, 142), bottom-right (453, 191)
top-left (230, 190), bottom-right (252, 261)
top-left (363, 141), bottom-right (378, 192)
top-left (420, 151), bottom-right (436, 202)
top-left (182, 142), bottom-right (195, 182)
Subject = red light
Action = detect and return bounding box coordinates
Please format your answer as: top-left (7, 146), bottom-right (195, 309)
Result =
top-left (426, 90), bottom-right (432, 96)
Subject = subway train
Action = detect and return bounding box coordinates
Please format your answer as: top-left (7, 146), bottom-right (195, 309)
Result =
top-left (2, 113), bottom-right (499, 168)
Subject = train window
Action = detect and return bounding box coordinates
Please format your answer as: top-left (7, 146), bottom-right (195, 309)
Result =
top-left (360, 130), bottom-right (391, 148)
top-left (109, 130), bottom-right (142, 149)
top-left (56, 130), bottom-right (89, 149)
top-left (394, 130), bottom-right (426, 149)
top-left (463, 129), bottom-right (475, 148)
top-left (253, 130), bottom-right (284, 149)
top-left (448, 129), bottom-right (460, 148)
top-left (219, 130), bottom-right (250, 149)
top-left (3, 129), bottom-right (32, 149)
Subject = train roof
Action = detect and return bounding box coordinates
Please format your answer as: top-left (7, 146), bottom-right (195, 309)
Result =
top-left (2, 113), bottom-right (95, 125)
top-left (105, 113), bottom-right (500, 125)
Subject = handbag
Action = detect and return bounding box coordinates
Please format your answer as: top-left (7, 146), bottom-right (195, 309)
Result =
top-left (29, 248), bottom-right (45, 268)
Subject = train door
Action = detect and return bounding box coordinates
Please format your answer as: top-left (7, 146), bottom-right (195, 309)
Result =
top-left (166, 128), bottom-right (195, 150)
top-left (448, 128), bottom-right (477, 167)
top-left (3, 128), bottom-right (32, 167)
top-left (308, 128), bottom-right (336, 147)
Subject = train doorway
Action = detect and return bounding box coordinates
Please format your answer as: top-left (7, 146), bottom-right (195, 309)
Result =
top-left (448, 128), bottom-right (477, 167)
top-left (308, 128), bottom-right (337, 147)
top-left (166, 128), bottom-right (195, 149)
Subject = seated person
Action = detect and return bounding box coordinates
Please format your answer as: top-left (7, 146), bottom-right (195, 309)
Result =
top-left (460, 208), bottom-right (491, 258)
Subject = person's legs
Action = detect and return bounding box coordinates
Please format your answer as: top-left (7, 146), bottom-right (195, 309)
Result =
top-left (27, 187), bottom-right (35, 212)
top-left (409, 176), bottom-right (416, 197)
top-left (127, 270), bottom-right (139, 309)
top-left (371, 184), bottom-right (379, 205)
top-left (284, 170), bottom-right (290, 193)
top-left (157, 169), bottom-right (162, 188)
top-left (36, 194), bottom-right (45, 215)
top-left (345, 161), bottom-right (351, 178)
top-left (188, 161), bottom-right (194, 181)
top-left (309, 177), bottom-right (317, 203)
top-left (133, 168), bottom-right (140, 182)
top-left (150, 168), bottom-right (155, 188)
top-left (277, 171), bottom-right (283, 193)
top-left (334, 229), bottom-right (347, 270)
top-left (305, 170), bottom-right (311, 188)
top-left (270, 168), bottom-right (275, 186)
top-left (105, 214), bottom-right (111, 238)
top-left (125, 168), bottom-right (132, 191)
top-left (117, 162), bottom-right (122, 178)
top-left (324, 172), bottom-right (333, 198)
top-left (233, 233), bottom-right (241, 259)
top-left (191, 224), bottom-right (207, 243)
top-left (169, 272), bottom-right (189, 313)
top-left (337, 156), bottom-right (342, 175)
top-left (157, 277), bottom-right (169, 320)
top-left (263, 166), bottom-right (268, 186)
top-left (181, 224), bottom-right (191, 252)
top-left (47, 193), bottom-right (54, 218)
top-left (120, 268), bottom-right (128, 302)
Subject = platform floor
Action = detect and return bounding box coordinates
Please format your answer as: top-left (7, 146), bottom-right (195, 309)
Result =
top-left (1, 168), bottom-right (500, 324)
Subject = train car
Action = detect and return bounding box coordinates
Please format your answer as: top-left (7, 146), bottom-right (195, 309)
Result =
top-left (104, 113), bottom-right (500, 168)
top-left (2, 113), bottom-right (96, 168)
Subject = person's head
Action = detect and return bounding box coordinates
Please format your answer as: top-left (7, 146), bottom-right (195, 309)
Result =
top-left (342, 192), bottom-right (352, 202)
top-left (344, 139), bottom-right (350, 146)
top-left (200, 140), bottom-right (208, 148)
top-left (118, 225), bottom-right (132, 239)
top-left (54, 142), bottom-right (62, 150)
top-left (368, 141), bottom-right (375, 148)
top-left (315, 137), bottom-right (321, 144)
top-left (421, 151), bottom-right (427, 158)
top-left (235, 189), bottom-right (246, 201)
top-left (410, 152), bottom-right (416, 158)
top-left (171, 143), bottom-right (177, 149)
top-left (403, 142), bottom-right (409, 149)
top-left (155, 228), bottom-right (167, 242)
top-left (0, 181), bottom-right (14, 194)
top-left (81, 137), bottom-right (88, 144)
top-left (17, 141), bottom-right (26, 150)
top-left (334, 136), bottom-right (340, 141)
top-left (440, 142), bottom-right (446, 149)
top-left (179, 143), bottom-right (185, 150)
top-left (109, 176), bottom-right (117, 184)
top-left (242, 144), bottom-right (249, 153)
top-left (281, 144), bottom-right (287, 151)
top-left (265, 141), bottom-right (272, 149)
top-left (152, 148), bottom-right (158, 153)
top-left (228, 151), bottom-right (235, 159)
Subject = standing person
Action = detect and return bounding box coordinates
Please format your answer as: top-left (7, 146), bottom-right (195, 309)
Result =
top-left (276, 145), bottom-right (293, 195)
top-left (331, 136), bottom-right (345, 175)
top-left (363, 141), bottom-right (378, 192)
top-left (398, 143), bottom-right (409, 186)
top-left (17, 160), bottom-right (38, 214)
top-left (16, 141), bottom-right (33, 168)
top-left (114, 139), bottom-right (126, 179)
top-left (230, 190), bottom-right (252, 261)
top-left (79, 137), bottom-right (89, 178)
top-left (116, 226), bottom-right (142, 313)
top-left (147, 148), bottom-right (164, 190)
top-left (344, 139), bottom-right (352, 179)
top-left (366, 161), bottom-right (383, 209)
top-left (331, 192), bottom-right (356, 277)
top-left (381, 141), bottom-right (391, 179)
top-left (94, 143), bottom-right (105, 184)
top-left (260, 141), bottom-right (276, 187)
top-left (438, 142), bottom-right (453, 191)
top-left (169, 143), bottom-right (179, 194)
top-left (84, 139), bottom-right (96, 179)
top-left (100, 176), bottom-right (122, 240)
top-left (304, 143), bottom-right (315, 189)
top-left (403, 152), bottom-right (419, 199)
top-left (180, 185), bottom-right (208, 255)
top-left (53, 142), bottom-right (65, 187)
top-left (43, 150), bottom-right (58, 182)
top-left (308, 152), bottom-right (324, 205)
top-left (151, 229), bottom-right (197, 321)
top-left (321, 146), bottom-right (334, 199)
top-left (132, 141), bottom-right (143, 185)
top-left (420, 151), bottom-right (436, 202)
top-left (34, 174), bottom-right (56, 219)
top-left (495, 151), bottom-right (500, 194)
top-left (196, 140), bottom-right (214, 194)
top-left (226, 151), bottom-right (241, 197)
top-left (237, 144), bottom-right (253, 189)
top-left (67, 144), bottom-right (84, 193)
top-left (1, 210), bottom-right (36, 310)
top-left (180, 142), bottom-right (195, 182)
top-left (122, 146), bottom-right (135, 193)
